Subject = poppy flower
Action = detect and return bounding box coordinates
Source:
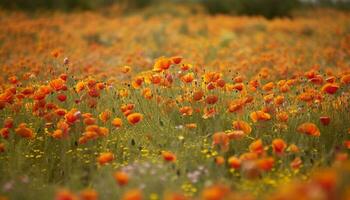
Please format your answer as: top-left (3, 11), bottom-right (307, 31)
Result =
top-left (150, 74), bottom-right (162, 84)
top-left (55, 189), bottom-right (77, 200)
top-left (79, 189), bottom-right (98, 200)
top-left (297, 122), bottom-right (320, 136)
top-left (290, 157), bottom-right (302, 170)
top-left (232, 120), bottom-right (252, 134)
top-left (132, 76), bottom-right (144, 89)
top-left (127, 113), bottom-right (143, 125)
top-left (75, 81), bottom-right (85, 93)
top-left (98, 152), bottom-right (114, 165)
top-left (112, 117), bottom-right (122, 128)
top-left (262, 82), bottom-right (274, 91)
top-left (114, 171), bottom-right (129, 186)
top-left (320, 116), bottom-right (331, 126)
top-left (153, 57), bottom-right (172, 72)
top-left (226, 130), bottom-right (245, 140)
top-left (272, 138), bottom-right (287, 155)
top-left (4, 117), bottom-right (14, 129)
top-left (50, 78), bottom-right (65, 91)
top-left (216, 79), bottom-right (226, 88)
top-left (52, 129), bottom-right (65, 139)
top-left (206, 82), bottom-right (215, 90)
top-left (215, 156), bottom-right (225, 165)
top-left (181, 73), bottom-right (194, 83)
top-left (257, 157), bottom-right (274, 172)
top-left (179, 106), bottom-right (193, 116)
top-left (55, 108), bottom-right (67, 116)
top-left (250, 110), bottom-right (271, 122)
top-left (201, 184), bottom-right (230, 200)
top-left (341, 74), bottom-right (350, 84)
top-left (321, 83), bottom-right (339, 94)
top-left (249, 139), bottom-right (264, 155)
top-left (276, 112), bottom-right (289, 122)
top-left (228, 156), bottom-right (241, 169)
top-left (142, 88), bottom-right (153, 99)
top-left (121, 66), bottom-right (131, 73)
top-left (162, 151), bottom-right (176, 162)
top-left (99, 110), bottom-right (111, 123)
top-left (121, 189), bottom-right (142, 200)
top-left (15, 123), bottom-right (34, 139)
top-left (0, 128), bottom-right (10, 139)
top-left (185, 123), bottom-right (197, 129)
top-left (83, 117), bottom-right (97, 125)
top-left (171, 56), bottom-right (182, 64)
top-left (227, 99), bottom-right (245, 113)
top-left (288, 144), bottom-right (299, 153)
top-left (65, 110), bottom-right (79, 124)
top-left (232, 83), bottom-right (244, 91)
top-left (205, 95), bottom-right (218, 105)
top-left (57, 94), bottom-right (67, 102)
top-left (212, 132), bottom-right (229, 152)
top-left (274, 95), bottom-right (284, 105)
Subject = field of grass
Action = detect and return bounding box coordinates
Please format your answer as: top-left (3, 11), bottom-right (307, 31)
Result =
top-left (1, 7), bottom-right (350, 200)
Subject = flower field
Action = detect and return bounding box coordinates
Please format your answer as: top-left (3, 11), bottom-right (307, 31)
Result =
top-left (1, 7), bottom-right (350, 200)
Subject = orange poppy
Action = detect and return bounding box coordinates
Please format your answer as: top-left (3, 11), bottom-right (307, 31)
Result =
top-left (212, 132), bottom-right (229, 152)
top-left (0, 128), bottom-right (10, 139)
top-left (272, 138), bottom-right (287, 155)
top-left (79, 189), bottom-right (98, 200)
top-left (201, 184), bottom-right (230, 200)
top-left (262, 82), bottom-right (274, 91)
top-left (228, 156), bottom-right (241, 169)
top-left (249, 139), bottom-right (264, 155)
top-left (179, 106), bottom-right (193, 116)
top-left (215, 156), bottom-right (225, 165)
top-left (98, 152), bottom-right (114, 165)
top-left (288, 144), bottom-right (300, 153)
top-left (341, 74), bottom-right (350, 84)
top-left (112, 117), bottom-right (122, 128)
top-left (205, 95), bottom-right (218, 105)
top-left (181, 73), bottom-right (194, 83)
top-left (127, 113), bottom-right (143, 125)
top-left (232, 120), bottom-right (252, 134)
top-left (250, 110), bottom-right (271, 122)
top-left (121, 189), bottom-right (142, 200)
top-left (15, 123), bottom-right (35, 139)
top-left (257, 157), bottom-right (274, 172)
top-left (153, 57), bottom-right (172, 72)
top-left (50, 78), bottom-right (65, 91)
top-left (83, 117), bottom-right (97, 126)
top-left (52, 129), bottom-right (65, 139)
top-left (114, 171), bottom-right (129, 186)
top-left (226, 130), bottom-right (245, 140)
top-left (290, 157), bottom-right (302, 170)
top-left (171, 56), bottom-right (182, 64)
top-left (4, 117), bottom-right (14, 129)
top-left (297, 122), bottom-right (320, 136)
top-left (99, 110), bottom-right (111, 123)
top-left (276, 112), bottom-right (289, 122)
top-left (321, 83), bottom-right (339, 94)
top-left (162, 151), bottom-right (176, 162)
top-left (55, 189), bottom-right (77, 200)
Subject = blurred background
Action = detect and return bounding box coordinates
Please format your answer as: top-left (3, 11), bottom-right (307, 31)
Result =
top-left (0, 0), bottom-right (349, 18)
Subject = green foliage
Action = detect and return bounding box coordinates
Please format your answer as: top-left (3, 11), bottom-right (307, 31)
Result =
top-left (0, 0), bottom-right (154, 11)
top-left (201, 0), bottom-right (299, 18)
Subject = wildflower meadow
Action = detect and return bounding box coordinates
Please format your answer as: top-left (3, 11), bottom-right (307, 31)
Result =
top-left (0, 2), bottom-right (350, 200)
